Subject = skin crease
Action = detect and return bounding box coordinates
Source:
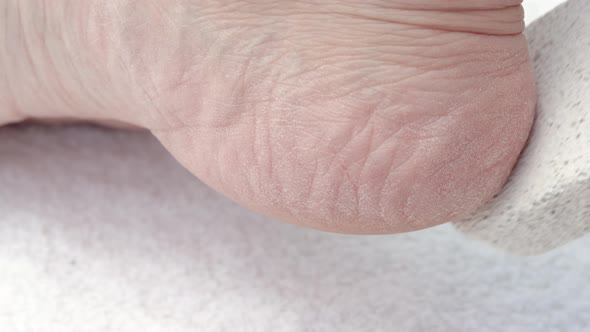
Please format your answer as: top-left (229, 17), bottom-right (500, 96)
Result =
top-left (0, 0), bottom-right (536, 234)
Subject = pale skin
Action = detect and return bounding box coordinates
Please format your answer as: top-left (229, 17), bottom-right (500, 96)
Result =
top-left (0, 0), bottom-right (536, 233)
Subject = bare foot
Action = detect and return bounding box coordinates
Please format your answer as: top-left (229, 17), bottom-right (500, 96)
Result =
top-left (0, 0), bottom-right (536, 233)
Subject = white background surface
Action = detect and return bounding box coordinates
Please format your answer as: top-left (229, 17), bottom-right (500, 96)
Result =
top-left (0, 1), bottom-right (583, 331)
top-left (524, 0), bottom-right (569, 23)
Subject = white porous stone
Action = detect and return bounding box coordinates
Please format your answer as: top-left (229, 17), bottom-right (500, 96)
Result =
top-left (454, 0), bottom-right (590, 255)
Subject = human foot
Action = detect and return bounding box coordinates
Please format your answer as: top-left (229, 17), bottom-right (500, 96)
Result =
top-left (1, 0), bottom-right (536, 233)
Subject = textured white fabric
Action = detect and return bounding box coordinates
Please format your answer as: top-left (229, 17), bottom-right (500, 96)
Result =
top-left (1, 1), bottom-right (585, 331)
top-left (456, 0), bottom-right (590, 255)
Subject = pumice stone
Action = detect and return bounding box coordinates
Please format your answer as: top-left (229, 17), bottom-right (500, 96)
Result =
top-left (454, 0), bottom-right (590, 255)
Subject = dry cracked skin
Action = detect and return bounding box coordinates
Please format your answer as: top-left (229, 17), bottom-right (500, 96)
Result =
top-left (0, 0), bottom-right (536, 233)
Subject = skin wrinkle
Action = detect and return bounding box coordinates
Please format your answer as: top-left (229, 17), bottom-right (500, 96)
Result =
top-left (351, 124), bottom-right (376, 193)
top-left (359, 119), bottom-right (413, 226)
top-left (252, 111), bottom-right (270, 197)
top-left (376, 151), bottom-right (411, 227)
top-left (343, 113), bottom-right (379, 173)
top-left (356, 133), bottom-right (404, 185)
top-left (14, 2), bottom-right (41, 113)
top-left (356, 0), bottom-right (523, 11)
top-left (0, 4), bottom-right (22, 122)
top-left (310, 140), bottom-right (360, 222)
top-left (335, 167), bottom-right (361, 223)
top-left (334, 6), bottom-right (524, 36)
top-left (64, 8), bottom-right (113, 118)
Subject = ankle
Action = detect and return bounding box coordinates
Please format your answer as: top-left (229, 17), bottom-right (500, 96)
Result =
top-left (0, 0), bottom-right (143, 126)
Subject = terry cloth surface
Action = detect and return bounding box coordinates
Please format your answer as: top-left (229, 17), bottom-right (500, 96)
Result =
top-left (1, 1), bottom-right (586, 331)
